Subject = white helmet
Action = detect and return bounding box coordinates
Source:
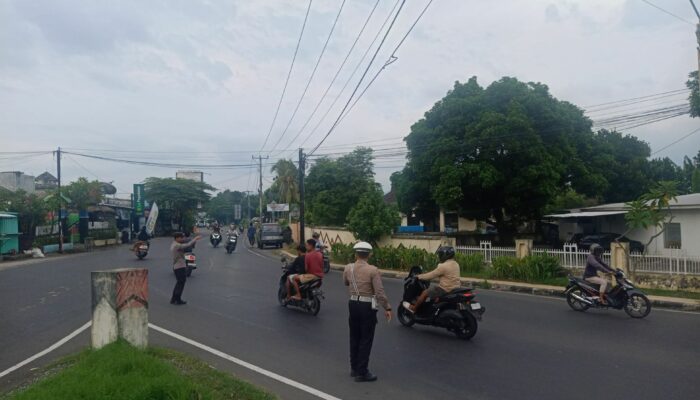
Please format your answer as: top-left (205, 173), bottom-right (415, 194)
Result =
top-left (353, 241), bottom-right (373, 252)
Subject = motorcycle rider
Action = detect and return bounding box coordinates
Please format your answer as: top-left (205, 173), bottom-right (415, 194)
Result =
top-left (132, 226), bottom-right (150, 252)
top-left (312, 232), bottom-right (326, 251)
top-left (403, 246), bottom-right (461, 313)
top-left (285, 245), bottom-right (307, 301)
top-left (585, 244), bottom-right (615, 304)
top-left (290, 239), bottom-right (324, 301)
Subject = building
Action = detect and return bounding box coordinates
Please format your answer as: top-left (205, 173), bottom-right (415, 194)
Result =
top-left (176, 170), bottom-right (204, 182)
top-left (0, 171), bottom-right (35, 193)
top-left (35, 172), bottom-right (58, 191)
top-left (546, 193), bottom-right (700, 257)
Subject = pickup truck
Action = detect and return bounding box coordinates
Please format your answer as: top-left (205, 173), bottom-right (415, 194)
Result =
top-left (257, 223), bottom-right (284, 249)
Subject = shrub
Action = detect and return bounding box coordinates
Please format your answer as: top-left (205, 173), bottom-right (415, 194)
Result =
top-left (329, 243), bottom-right (355, 264)
top-left (491, 254), bottom-right (565, 283)
top-left (455, 253), bottom-right (485, 274)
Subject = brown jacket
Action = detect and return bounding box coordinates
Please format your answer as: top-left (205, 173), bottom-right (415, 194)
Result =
top-left (418, 259), bottom-right (461, 292)
top-left (343, 260), bottom-right (391, 310)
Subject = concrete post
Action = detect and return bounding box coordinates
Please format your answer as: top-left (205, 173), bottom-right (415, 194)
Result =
top-left (515, 239), bottom-right (533, 259)
top-left (91, 268), bottom-right (148, 349)
top-left (610, 242), bottom-right (629, 274)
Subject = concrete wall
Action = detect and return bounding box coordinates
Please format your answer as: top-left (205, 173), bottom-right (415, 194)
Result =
top-left (302, 225), bottom-right (452, 252)
top-left (0, 171), bottom-right (35, 193)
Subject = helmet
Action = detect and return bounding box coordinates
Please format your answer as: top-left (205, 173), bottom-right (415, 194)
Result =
top-left (312, 232), bottom-right (320, 238)
top-left (436, 246), bottom-right (456, 262)
top-left (353, 242), bottom-right (373, 253)
top-left (590, 244), bottom-right (604, 255)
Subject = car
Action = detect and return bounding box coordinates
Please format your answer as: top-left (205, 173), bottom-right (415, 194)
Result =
top-left (576, 233), bottom-right (644, 253)
top-left (256, 223), bottom-right (284, 249)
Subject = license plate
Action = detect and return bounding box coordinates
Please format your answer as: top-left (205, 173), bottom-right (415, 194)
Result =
top-left (139, 246), bottom-right (148, 250)
top-left (470, 303), bottom-right (481, 310)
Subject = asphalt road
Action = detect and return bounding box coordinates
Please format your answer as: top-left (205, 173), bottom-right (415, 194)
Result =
top-left (1, 235), bottom-right (699, 400)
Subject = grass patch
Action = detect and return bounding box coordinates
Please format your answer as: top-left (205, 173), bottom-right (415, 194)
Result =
top-left (643, 288), bottom-right (700, 300)
top-left (4, 341), bottom-right (275, 400)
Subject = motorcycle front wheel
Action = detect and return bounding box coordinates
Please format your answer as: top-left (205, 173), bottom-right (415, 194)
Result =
top-left (323, 261), bottom-right (330, 274)
top-left (397, 305), bottom-right (415, 327)
top-left (624, 293), bottom-right (651, 318)
top-left (566, 288), bottom-right (590, 312)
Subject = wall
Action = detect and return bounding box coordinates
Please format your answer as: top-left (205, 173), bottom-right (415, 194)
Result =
top-left (302, 225), bottom-right (452, 252)
top-left (0, 172), bottom-right (35, 193)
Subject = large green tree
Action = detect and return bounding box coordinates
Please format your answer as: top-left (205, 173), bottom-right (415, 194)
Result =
top-left (0, 188), bottom-right (47, 240)
top-left (207, 190), bottom-right (254, 223)
top-left (347, 186), bottom-right (400, 245)
top-left (270, 159), bottom-right (299, 205)
top-left (144, 178), bottom-right (214, 231)
top-left (63, 177), bottom-right (104, 211)
top-left (305, 147), bottom-right (375, 226)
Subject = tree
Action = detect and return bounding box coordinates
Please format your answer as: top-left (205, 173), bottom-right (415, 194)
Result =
top-left (0, 188), bottom-right (47, 242)
top-left (144, 178), bottom-right (215, 231)
top-left (648, 157), bottom-right (683, 186)
top-left (686, 71), bottom-right (700, 117)
top-left (347, 186), bottom-right (400, 245)
top-left (63, 177), bottom-right (103, 211)
top-left (305, 147), bottom-right (375, 226)
top-left (270, 159), bottom-right (299, 205)
top-left (207, 190), bottom-right (248, 223)
top-left (692, 169), bottom-right (700, 193)
top-left (398, 77), bottom-right (599, 237)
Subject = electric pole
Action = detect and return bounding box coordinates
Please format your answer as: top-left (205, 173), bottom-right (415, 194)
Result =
top-left (244, 190), bottom-right (253, 221)
top-left (298, 148), bottom-right (306, 244)
top-left (253, 155), bottom-right (269, 222)
top-left (56, 147), bottom-right (63, 253)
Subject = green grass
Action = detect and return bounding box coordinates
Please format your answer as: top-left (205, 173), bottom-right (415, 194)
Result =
top-left (643, 288), bottom-right (700, 300)
top-left (4, 341), bottom-right (275, 400)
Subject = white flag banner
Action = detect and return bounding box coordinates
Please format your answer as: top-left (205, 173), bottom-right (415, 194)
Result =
top-left (146, 202), bottom-right (159, 235)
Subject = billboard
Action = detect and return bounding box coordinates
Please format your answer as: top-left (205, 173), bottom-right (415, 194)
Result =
top-left (145, 202), bottom-right (159, 235)
top-left (133, 184), bottom-right (145, 215)
top-left (176, 170), bottom-right (204, 182)
top-left (267, 203), bottom-right (289, 212)
top-left (234, 204), bottom-right (242, 220)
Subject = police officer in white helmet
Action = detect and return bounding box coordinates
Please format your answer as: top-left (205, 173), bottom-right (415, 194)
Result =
top-left (343, 241), bottom-right (392, 382)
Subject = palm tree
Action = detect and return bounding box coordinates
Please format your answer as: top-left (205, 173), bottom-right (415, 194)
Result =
top-left (271, 159), bottom-right (299, 204)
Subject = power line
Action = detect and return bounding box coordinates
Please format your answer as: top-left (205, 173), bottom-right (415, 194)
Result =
top-left (64, 151), bottom-right (273, 170)
top-left (307, 0), bottom-right (409, 156)
top-left (259, 0), bottom-right (314, 151)
top-left (269, 0), bottom-right (348, 152)
top-left (582, 88), bottom-right (689, 109)
top-left (651, 126), bottom-right (700, 155)
top-left (639, 0), bottom-right (694, 25)
top-left (309, 0), bottom-right (434, 155)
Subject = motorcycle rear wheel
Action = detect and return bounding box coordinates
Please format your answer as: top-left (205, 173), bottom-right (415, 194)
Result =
top-left (277, 287), bottom-right (287, 307)
top-left (397, 304), bottom-right (416, 327)
top-left (137, 254), bottom-right (145, 260)
top-left (308, 296), bottom-right (321, 316)
top-left (443, 310), bottom-right (477, 340)
top-left (566, 288), bottom-right (590, 312)
top-left (624, 293), bottom-right (651, 318)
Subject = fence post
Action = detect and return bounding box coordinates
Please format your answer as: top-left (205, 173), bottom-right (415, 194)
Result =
top-left (515, 239), bottom-right (533, 259)
top-left (91, 268), bottom-right (148, 349)
top-left (610, 242), bottom-right (629, 276)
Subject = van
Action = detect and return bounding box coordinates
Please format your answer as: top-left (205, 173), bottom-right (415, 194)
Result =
top-left (257, 223), bottom-right (283, 249)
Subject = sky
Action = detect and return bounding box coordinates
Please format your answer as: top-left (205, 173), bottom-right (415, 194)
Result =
top-left (1, 0), bottom-right (698, 198)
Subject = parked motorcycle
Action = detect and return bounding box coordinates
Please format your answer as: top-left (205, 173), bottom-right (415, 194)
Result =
top-left (565, 268), bottom-right (651, 318)
top-left (277, 257), bottom-right (324, 316)
top-left (225, 233), bottom-right (238, 254)
top-left (322, 248), bottom-right (330, 274)
top-left (398, 266), bottom-right (484, 340)
top-left (135, 241), bottom-right (149, 260)
top-left (210, 232), bottom-right (222, 248)
top-left (185, 251), bottom-right (197, 277)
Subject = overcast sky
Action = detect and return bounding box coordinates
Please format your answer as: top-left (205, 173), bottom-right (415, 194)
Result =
top-left (1, 0), bottom-right (698, 197)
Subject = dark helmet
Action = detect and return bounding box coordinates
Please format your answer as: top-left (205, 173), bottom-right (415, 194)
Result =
top-left (436, 246), bottom-right (456, 262)
top-left (590, 244), bottom-right (604, 256)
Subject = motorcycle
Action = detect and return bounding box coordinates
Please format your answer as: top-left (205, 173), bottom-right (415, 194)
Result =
top-left (565, 268), bottom-right (651, 318)
top-left (225, 234), bottom-right (238, 254)
top-left (135, 241), bottom-right (149, 260)
top-left (322, 248), bottom-right (330, 273)
top-left (185, 251), bottom-right (197, 277)
top-left (277, 256), bottom-right (324, 316)
top-left (398, 266), bottom-right (484, 340)
top-left (210, 232), bottom-right (222, 248)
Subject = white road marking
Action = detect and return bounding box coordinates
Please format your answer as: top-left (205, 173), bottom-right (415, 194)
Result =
top-left (0, 321), bottom-right (92, 379)
top-left (149, 323), bottom-right (342, 400)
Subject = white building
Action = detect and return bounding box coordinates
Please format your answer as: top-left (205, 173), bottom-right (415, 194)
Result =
top-left (0, 171), bottom-right (35, 193)
top-left (548, 193), bottom-right (700, 257)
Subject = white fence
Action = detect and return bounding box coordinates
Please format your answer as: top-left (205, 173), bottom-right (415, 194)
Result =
top-left (457, 242), bottom-right (700, 275)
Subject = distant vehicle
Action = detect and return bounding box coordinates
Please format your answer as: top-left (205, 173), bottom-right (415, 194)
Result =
top-left (575, 233), bottom-right (644, 253)
top-left (257, 223), bottom-right (283, 249)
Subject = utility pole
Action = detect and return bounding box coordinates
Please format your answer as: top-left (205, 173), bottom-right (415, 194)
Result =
top-left (56, 147), bottom-right (63, 253)
top-left (692, 0), bottom-right (700, 77)
top-left (298, 148), bottom-right (306, 244)
top-left (253, 155), bottom-right (269, 222)
top-left (244, 190), bottom-right (253, 221)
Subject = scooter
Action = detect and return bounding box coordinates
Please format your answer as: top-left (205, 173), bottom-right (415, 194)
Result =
top-left (398, 266), bottom-right (484, 340)
top-left (135, 241), bottom-right (149, 260)
top-left (210, 232), bottom-right (222, 248)
top-left (565, 268), bottom-right (651, 318)
top-left (322, 248), bottom-right (331, 274)
top-left (277, 257), bottom-right (324, 316)
top-left (185, 251), bottom-right (197, 277)
top-left (225, 233), bottom-right (238, 254)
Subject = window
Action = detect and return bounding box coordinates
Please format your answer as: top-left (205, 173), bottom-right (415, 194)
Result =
top-left (663, 223), bottom-right (681, 249)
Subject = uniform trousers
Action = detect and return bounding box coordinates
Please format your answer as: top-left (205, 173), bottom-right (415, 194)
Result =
top-left (349, 300), bottom-right (377, 375)
top-left (171, 267), bottom-right (187, 302)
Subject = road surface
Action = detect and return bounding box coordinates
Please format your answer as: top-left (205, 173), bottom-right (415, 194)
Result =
top-left (1, 235), bottom-right (698, 399)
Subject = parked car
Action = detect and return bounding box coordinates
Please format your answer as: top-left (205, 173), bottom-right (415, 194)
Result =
top-left (257, 223), bottom-right (284, 249)
top-left (576, 233), bottom-right (644, 253)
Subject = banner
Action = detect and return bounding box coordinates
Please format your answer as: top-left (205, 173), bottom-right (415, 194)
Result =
top-left (234, 204), bottom-right (242, 220)
top-left (267, 203), bottom-right (289, 212)
top-left (145, 202), bottom-right (158, 235)
top-left (133, 184), bottom-right (145, 215)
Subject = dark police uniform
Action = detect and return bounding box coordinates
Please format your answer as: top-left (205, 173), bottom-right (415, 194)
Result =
top-left (343, 259), bottom-right (390, 380)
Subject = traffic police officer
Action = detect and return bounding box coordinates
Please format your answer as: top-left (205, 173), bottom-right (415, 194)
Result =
top-left (343, 241), bottom-right (392, 382)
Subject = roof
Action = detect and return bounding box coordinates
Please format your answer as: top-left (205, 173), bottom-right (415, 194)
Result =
top-left (545, 211), bottom-right (627, 219)
top-left (0, 213), bottom-right (18, 219)
top-left (581, 193), bottom-right (700, 212)
top-left (35, 172), bottom-right (57, 181)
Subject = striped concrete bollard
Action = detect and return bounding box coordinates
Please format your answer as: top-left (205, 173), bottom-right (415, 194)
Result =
top-left (91, 268), bottom-right (148, 349)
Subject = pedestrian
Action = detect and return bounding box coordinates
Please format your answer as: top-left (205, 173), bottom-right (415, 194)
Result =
top-left (343, 241), bottom-right (392, 382)
top-left (170, 231), bottom-right (201, 305)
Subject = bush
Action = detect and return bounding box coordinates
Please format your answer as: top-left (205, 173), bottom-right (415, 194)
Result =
top-left (491, 254), bottom-right (565, 283)
top-left (329, 243), bottom-right (355, 264)
top-left (89, 229), bottom-right (118, 241)
top-left (455, 253), bottom-right (485, 274)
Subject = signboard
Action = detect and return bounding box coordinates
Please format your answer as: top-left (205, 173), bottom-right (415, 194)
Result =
top-left (133, 184), bottom-right (145, 215)
top-left (234, 204), bottom-right (242, 220)
top-left (176, 170), bottom-right (204, 182)
top-left (267, 203), bottom-right (289, 212)
top-left (145, 202), bottom-right (159, 235)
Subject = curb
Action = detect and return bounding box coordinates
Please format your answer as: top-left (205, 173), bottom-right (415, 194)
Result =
top-left (296, 252), bottom-right (700, 313)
